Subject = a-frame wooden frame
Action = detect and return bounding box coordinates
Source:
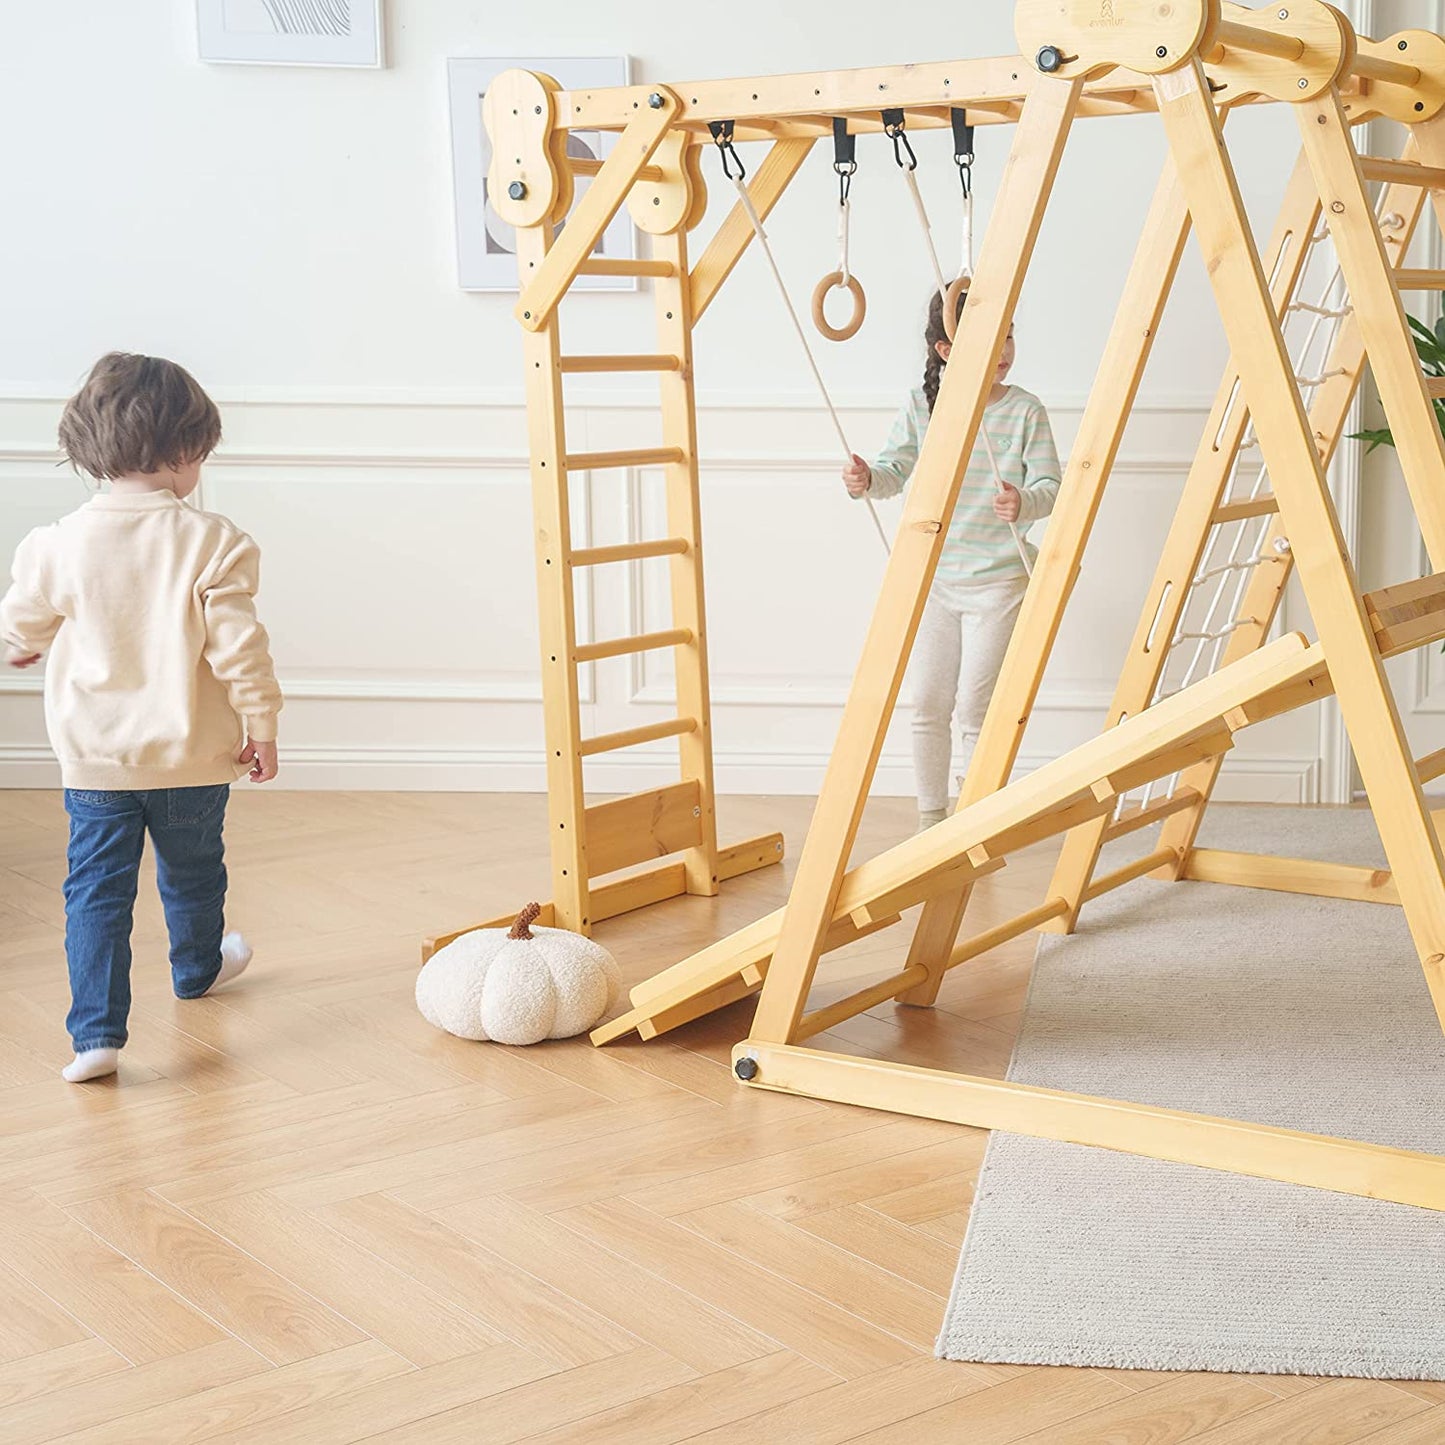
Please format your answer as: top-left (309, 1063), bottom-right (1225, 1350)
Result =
top-left (462, 1), bottom-right (1445, 1211)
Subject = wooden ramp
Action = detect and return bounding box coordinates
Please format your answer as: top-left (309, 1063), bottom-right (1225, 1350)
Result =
top-left (594, 631), bottom-right (1328, 1044)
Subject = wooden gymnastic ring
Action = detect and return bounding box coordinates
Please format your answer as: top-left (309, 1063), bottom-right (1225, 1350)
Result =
top-left (811, 271), bottom-right (866, 342)
top-left (942, 274), bottom-right (971, 342)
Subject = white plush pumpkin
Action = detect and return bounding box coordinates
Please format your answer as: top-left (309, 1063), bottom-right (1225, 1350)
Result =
top-left (415, 903), bottom-right (621, 1046)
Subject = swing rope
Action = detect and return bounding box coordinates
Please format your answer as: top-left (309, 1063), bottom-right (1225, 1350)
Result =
top-left (884, 109), bottom-right (1033, 577)
top-left (710, 122), bottom-right (890, 555)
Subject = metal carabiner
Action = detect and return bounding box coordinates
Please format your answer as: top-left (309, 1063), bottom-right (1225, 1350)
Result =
top-left (880, 108), bottom-right (917, 171)
top-left (708, 119), bottom-right (746, 181)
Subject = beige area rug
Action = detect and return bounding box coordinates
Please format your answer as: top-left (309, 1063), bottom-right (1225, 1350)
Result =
top-left (939, 805), bottom-right (1445, 1379)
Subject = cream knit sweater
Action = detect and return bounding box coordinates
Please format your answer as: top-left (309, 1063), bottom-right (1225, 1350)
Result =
top-left (0, 490), bottom-right (281, 789)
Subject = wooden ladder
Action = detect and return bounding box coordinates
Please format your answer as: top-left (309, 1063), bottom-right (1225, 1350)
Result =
top-left (423, 90), bottom-right (784, 956)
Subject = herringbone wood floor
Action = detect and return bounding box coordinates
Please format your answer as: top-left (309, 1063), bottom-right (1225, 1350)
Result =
top-left (0, 789), bottom-right (1440, 1443)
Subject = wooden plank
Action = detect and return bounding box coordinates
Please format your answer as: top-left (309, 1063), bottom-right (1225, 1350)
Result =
top-left (1182, 847), bottom-right (1400, 904)
top-left (903, 138), bottom-right (1201, 1003)
top-left (620, 633), bottom-right (1320, 1029)
top-left (517, 93), bottom-right (679, 331)
top-left (584, 782), bottom-right (704, 879)
top-left (577, 257), bottom-right (676, 278)
top-left (655, 223), bottom-right (722, 898)
top-left (1046, 146), bottom-right (1323, 932)
top-left (748, 73), bottom-right (1085, 1046)
top-left (690, 139), bottom-right (813, 323)
top-left (1211, 494), bottom-right (1278, 523)
top-left (1419, 746), bottom-right (1445, 785)
top-left (1102, 787), bottom-right (1202, 842)
top-left (517, 222), bottom-right (589, 932)
top-left (731, 1043), bottom-right (1445, 1213)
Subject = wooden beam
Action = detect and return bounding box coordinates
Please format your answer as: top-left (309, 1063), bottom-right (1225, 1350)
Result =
top-left (1182, 847), bottom-right (1399, 904)
top-left (731, 1043), bottom-right (1445, 1213)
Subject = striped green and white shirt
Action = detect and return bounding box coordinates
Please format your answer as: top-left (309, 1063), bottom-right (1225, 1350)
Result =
top-left (862, 384), bottom-right (1062, 582)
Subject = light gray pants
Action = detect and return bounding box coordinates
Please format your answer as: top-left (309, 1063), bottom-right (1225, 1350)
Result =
top-left (909, 574), bottom-right (1029, 813)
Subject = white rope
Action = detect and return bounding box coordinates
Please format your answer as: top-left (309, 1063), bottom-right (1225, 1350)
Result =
top-left (1189, 554), bottom-right (1267, 588)
top-left (837, 195), bottom-right (852, 285)
top-left (897, 165), bottom-right (1033, 575)
top-left (729, 176), bottom-right (890, 555)
top-left (960, 184), bottom-right (974, 279)
top-left (1287, 300), bottom-right (1351, 319)
top-left (1293, 367), bottom-right (1347, 388)
top-left (1169, 618), bottom-right (1254, 647)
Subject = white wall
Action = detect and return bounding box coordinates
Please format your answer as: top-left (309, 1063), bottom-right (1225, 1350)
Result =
top-left (2, 0), bottom-right (1390, 799)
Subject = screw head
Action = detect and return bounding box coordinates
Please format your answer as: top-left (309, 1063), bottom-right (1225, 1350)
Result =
top-left (1298, 77), bottom-right (1309, 89)
top-left (1400, 38), bottom-right (1410, 50)
top-left (735, 1057), bottom-right (760, 1082)
top-left (1278, 7), bottom-right (1288, 17)
top-left (1331, 200), bottom-right (1346, 213)
top-left (507, 180), bottom-right (527, 200)
top-left (648, 91), bottom-right (665, 108)
top-left (1156, 44), bottom-right (1168, 58)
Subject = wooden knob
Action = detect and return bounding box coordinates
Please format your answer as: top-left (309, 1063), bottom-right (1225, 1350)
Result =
top-left (810, 271), bottom-right (867, 342)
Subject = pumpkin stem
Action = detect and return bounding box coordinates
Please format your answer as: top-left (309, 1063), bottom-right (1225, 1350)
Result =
top-left (509, 902), bottom-right (543, 940)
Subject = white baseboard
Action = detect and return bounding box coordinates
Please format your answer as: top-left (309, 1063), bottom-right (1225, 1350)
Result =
top-left (0, 744), bottom-right (1323, 801)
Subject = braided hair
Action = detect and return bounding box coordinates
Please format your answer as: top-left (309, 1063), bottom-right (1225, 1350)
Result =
top-left (921, 283), bottom-right (969, 415)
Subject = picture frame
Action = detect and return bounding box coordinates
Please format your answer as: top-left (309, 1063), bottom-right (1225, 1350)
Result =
top-left (448, 56), bottom-right (636, 293)
top-left (196, 0), bottom-right (384, 69)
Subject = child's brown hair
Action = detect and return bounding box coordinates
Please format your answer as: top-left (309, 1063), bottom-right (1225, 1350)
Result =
top-left (922, 284), bottom-right (969, 415)
top-left (58, 353), bottom-right (221, 481)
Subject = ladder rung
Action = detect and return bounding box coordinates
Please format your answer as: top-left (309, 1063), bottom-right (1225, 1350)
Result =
top-left (1212, 495), bottom-right (1278, 525)
top-left (564, 447), bottom-right (686, 471)
top-left (1392, 269), bottom-right (1445, 290)
top-left (1418, 747), bottom-right (1445, 787)
top-left (570, 538), bottom-right (691, 567)
top-left (578, 716), bottom-right (699, 757)
top-left (1425, 377), bottom-right (1445, 400)
top-left (574, 628), bottom-right (694, 663)
top-left (559, 354), bottom-right (682, 374)
top-left (568, 156), bottom-right (665, 184)
top-left (1359, 156), bottom-right (1445, 190)
top-left (577, 258), bottom-right (677, 279)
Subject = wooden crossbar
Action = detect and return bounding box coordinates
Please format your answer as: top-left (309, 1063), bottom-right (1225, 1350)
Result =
top-left (1358, 155), bottom-right (1445, 188)
top-left (577, 717), bottom-right (698, 757)
top-left (569, 538), bottom-right (690, 567)
top-left (573, 628), bottom-right (692, 663)
top-left (1364, 571), bottom-right (1445, 658)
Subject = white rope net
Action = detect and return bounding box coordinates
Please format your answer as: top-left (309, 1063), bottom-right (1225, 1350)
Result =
top-left (1111, 194), bottom-right (1394, 822)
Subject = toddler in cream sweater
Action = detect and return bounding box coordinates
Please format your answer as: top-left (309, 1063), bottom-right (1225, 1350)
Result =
top-left (1, 353), bottom-right (282, 1082)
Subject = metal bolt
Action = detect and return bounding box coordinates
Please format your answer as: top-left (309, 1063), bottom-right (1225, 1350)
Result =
top-left (535, 105), bottom-right (542, 114)
top-left (1417, 102), bottom-right (1427, 112)
top-left (1156, 44), bottom-right (1168, 58)
top-left (1400, 38), bottom-right (1410, 50)
top-left (1273, 537), bottom-right (1292, 554)
top-left (1298, 77), bottom-right (1309, 89)
top-left (1331, 200), bottom-right (1345, 213)
top-left (648, 91), bottom-right (665, 108)
top-left (508, 180), bottom-right (527, 200)
top-left (1278, 7), bottom-right (1288, 17)
top-left (735, 1057), bottom-right (760, 1082)
top-left (653, 196), bottom-right (661, 205)
top-left (692, 806), bottom-right (701, 818)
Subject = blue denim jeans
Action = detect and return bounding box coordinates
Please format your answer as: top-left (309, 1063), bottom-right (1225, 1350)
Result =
top-left (63, 785), bottom-right (231, 1052)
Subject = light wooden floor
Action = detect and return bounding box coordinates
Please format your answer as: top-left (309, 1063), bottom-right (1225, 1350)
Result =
top-left (0, 789), bottom-right (1441, 1443)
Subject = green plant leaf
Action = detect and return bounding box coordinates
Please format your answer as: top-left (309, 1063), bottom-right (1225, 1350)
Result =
top-left (1349, 426), bottom-right (1397, 452)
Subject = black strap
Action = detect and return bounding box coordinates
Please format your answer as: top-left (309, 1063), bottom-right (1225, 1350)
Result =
top-left (880, 108), bottom-right (917, 170)
top-left (708, 119), bottom-right (745, 181)
top-left (951, 107), bottom-right (974, 196)
top-left (832, 117), bottom-right (856, 203)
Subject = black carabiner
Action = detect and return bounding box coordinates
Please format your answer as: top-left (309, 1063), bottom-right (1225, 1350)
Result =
top-left (951, 107), bottom-right (975, 197)
top-left (832, 117), bottom-right (857, 205)
top-left (881, 108), bottom-right (917, 171)
top-left (708, 119), bottom-right (746, 181)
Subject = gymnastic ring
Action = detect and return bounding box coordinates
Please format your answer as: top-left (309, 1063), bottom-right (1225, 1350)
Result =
top-left (941, 274), bottom-right (971, 342)
top-left (810, 271), bottom-right (866, 342)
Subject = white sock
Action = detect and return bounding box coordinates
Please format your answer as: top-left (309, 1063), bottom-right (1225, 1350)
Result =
top-left (62, 1047), bottom-right (119, 1083)
top-left (207, 933), bottom-right (253, 994)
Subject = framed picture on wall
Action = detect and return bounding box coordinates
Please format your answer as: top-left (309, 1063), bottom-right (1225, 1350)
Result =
top-left (448, 56), bottom-right (636, 293)
top-left (196, 0), bottom-right (384, 68)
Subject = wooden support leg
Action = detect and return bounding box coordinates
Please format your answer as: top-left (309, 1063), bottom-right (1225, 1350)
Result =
top-left (747, 73), bottom-right (1084, 1046)
top-left (899, 145), bottom-right (1196, 1005)
top-left (1155, 63), bottom-right (1445, 1025)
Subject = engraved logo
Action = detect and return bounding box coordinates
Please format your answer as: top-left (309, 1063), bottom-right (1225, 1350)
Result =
top-left (1090, 0), bottom-right (1126, 26)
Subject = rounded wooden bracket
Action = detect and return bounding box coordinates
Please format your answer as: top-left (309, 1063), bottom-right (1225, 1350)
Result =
top-left (941, 275), bottom-right (970, 343)
top-left (1014, 0), bottom-right (1213, 81)
top-left (1345, 31), bottom-right (1445, 124)
top-left (630, 131), bottom-right (707, 236)
top-left (811, 272), bottom-right (867, 341)
top-left (1202, 0), bottom-right (1349, 104)
top-left (483, 69), bottom-right (572, 230)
